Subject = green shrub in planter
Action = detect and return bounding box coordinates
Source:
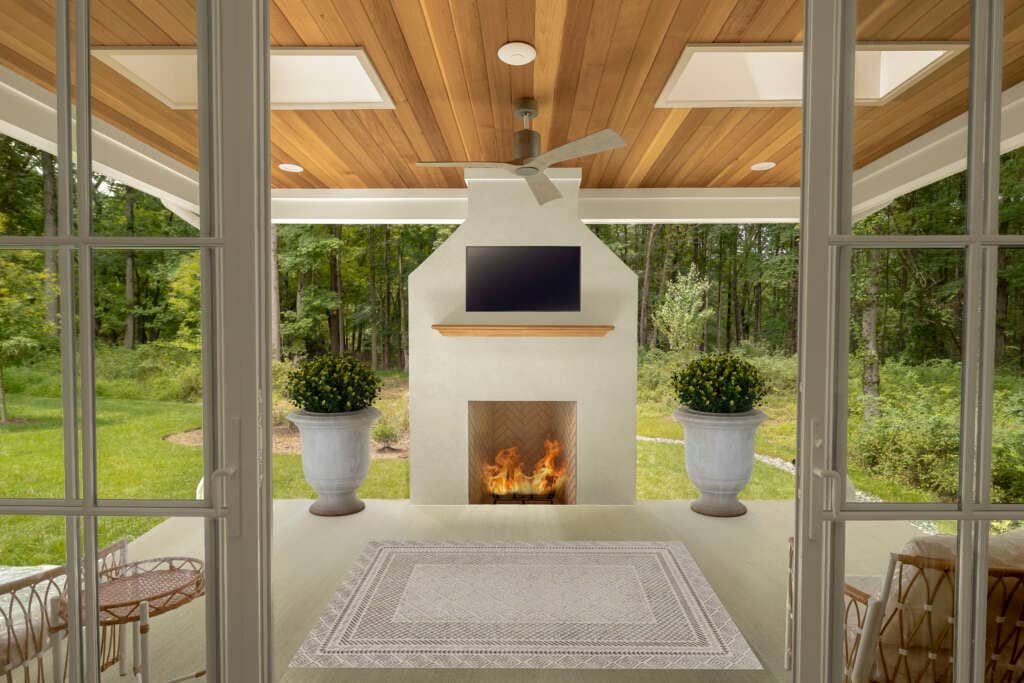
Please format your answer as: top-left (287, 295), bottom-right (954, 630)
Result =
top-left (286, 355), bottom-right (381, 414)
top-left (672, 353), bottom-right (769, 414)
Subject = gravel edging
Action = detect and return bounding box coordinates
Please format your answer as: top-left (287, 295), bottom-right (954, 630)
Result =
top-left (635, 435), bottom-right (937, 535)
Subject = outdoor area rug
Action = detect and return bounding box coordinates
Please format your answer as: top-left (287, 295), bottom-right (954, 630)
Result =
top-left (290, 540), bottom-right (761, 670)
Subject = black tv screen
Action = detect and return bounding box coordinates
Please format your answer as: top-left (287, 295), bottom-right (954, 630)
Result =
top-left (466, 246), bottom-right (581, 312)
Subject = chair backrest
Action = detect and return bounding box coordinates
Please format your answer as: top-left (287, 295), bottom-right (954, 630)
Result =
top-left (0, 539), bottom-right (129, 679)
top-left (0, 565), bottom-right (65, 677)
top-left (850, 553), bottom-right (1024, 682)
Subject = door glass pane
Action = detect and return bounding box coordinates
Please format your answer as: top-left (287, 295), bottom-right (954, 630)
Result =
top-left (992, 248), bottom-right (1024, 503)
top-left (92, 248), bottom-right (205, 500)
top-left (0, 248), bottom-right (67, 499)
top-left (843, 520), bottom-right (960, 681)
top-left (851, 1), bottom-right (970, 235)
top-left (844, 248), bottom-right (965, 503)
top-left (89, 1), bottom-right (201, 236)
top-left (0, 1), bottom-right (64, 237)
top-left (1000, 1), bottom-right (1022, 234)
top-left (88, 517), bottom-right (207, 681)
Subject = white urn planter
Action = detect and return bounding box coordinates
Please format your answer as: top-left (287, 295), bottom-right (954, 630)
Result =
top-left (288, 406), bottom-right (381, 516)
top-left (673, 406), bottom-right (767, 517)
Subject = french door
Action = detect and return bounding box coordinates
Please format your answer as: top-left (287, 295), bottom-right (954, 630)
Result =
top-left (0, 1), bottom-right (271, 681)
top-left (796, 0), bottom-right (1018, 680)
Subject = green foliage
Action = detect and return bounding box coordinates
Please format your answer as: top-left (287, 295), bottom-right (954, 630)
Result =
top-left (286, 354), bottom-right (381, 413)
top-left (0, 250), bottom-right (57, 363)
top-left (672, 353), bottom-right (769, 414)
top-left (654, 263), bottom-right (714, 354)
top-left (4, 345), bottom-right (202, 402)
top-left (372, 419), bottom-right (400, 448)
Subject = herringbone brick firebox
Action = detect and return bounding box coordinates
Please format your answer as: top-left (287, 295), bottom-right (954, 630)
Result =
top-left (467, 401), bottom-right (577, 505)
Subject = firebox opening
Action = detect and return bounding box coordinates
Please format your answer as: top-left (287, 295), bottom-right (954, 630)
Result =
top-left (467, 401), bottom-right (577, 505)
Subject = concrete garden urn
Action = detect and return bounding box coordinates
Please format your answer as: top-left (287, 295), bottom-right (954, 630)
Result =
top-left (287, 406), bottom-right (381, 516)
top-left (673, 407), bottom-right (767, 517)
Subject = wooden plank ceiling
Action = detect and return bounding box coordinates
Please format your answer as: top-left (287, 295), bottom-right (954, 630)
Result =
top-left (1, 0), bottom-right (1023, 190)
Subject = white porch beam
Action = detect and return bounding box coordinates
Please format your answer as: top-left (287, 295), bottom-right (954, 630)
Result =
top-left (0, 66), bottom-right (201, 216)
top-left (851, 80), bottom-right (1024, 220)
top-left (2, 62), bottom-right (1023, 226)
top-left (269, 186), bottom-right (803, 224)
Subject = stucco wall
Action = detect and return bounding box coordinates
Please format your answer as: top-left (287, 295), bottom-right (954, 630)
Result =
top-left (408, 168), bottom-right (638, 504)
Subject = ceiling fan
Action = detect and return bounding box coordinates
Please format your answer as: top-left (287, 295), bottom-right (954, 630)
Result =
top-left (417, 98), bottom-right (626, 206)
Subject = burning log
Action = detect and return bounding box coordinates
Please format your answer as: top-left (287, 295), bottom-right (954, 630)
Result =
top-left (481, 438), bottom-right (567, 498)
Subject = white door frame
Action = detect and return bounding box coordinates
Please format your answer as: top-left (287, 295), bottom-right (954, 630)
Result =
top-left (0, 1), bottom-right (272, 680)
top-left (795, 0), bottom-right (1019, 679)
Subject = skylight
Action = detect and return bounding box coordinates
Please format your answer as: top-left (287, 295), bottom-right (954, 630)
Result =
top-left (656, 43), bottom-right (966, 108)
top-left (92, 47), bottom-right (394, 110)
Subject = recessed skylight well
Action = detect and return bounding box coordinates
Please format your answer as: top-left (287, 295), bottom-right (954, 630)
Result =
top-left (92, 47), bottom-right (394, 110)
top-left (656, 43), bottom-right (967, 109)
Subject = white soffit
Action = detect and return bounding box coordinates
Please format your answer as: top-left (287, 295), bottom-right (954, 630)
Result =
top-left (92, 47), bottom-right (395, 110)
top-left (657, 43), bottom-right (967, 108)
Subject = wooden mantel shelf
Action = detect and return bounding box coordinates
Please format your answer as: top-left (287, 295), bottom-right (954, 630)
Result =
top-left (431, 324), bottom-right (615, 338)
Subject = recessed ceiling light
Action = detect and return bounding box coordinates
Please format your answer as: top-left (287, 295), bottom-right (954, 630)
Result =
top-left (278, 163), bottom-right (304, 173)
top-left (750, 161), bottom-right (776, 172)
top-left (497, 42), bottom-right (536, 66)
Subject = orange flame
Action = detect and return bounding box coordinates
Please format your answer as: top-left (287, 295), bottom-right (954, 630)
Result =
top-left (481, 438), bottom-right (567, 496)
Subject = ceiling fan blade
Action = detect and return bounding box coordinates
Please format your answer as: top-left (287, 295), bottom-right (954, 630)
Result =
top-left (531, 129), bottom-right (626, 169)
top-left (524, 172), bottom-right (562, 205)
top-left (417, 161), bottom-right (514, 169)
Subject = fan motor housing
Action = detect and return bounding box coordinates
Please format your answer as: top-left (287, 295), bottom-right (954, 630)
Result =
top-left (513, 129), bottom-right (540, 161)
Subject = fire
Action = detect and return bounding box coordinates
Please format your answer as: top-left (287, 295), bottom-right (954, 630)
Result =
top-left (481, 438), bottom-right (567, 496)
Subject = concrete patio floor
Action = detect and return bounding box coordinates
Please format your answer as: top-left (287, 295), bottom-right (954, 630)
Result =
top-left (118, 499), bottom-right (922, 682)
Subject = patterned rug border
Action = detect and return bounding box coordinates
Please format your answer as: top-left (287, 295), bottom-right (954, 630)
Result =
top-left (290, 540), bottom-right (762, 671)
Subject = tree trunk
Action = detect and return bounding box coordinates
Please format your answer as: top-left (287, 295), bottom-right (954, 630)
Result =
top-left (731, 232), bottom-right (740, 349)
top-left (270, 224), bottom-right (282, 361)
top-left (123, 188), bottom-right (136, 350)
top-left (368, 225), bottom-right (378, 370)
top-left (716, 233), bottom-right (724, 350)
top-left (638, 224), bottom-right (657, 348)
top-left (0, 362), bottom-right (8, 423)
top-left (398, 228), bottom-right (408, 370)
top-left (41, 151), bottom-right (58, 330)
top-left (861, 249), bottom-right (882, 420)
top-left (383, 225), bottom-right (392, 368)
top-left (328, 227), bottom-right (344, 356)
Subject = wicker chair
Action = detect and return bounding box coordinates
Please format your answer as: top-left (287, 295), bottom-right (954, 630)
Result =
top-left (785, 537), bottom-right (1024, 682)
top-left (844, 553), bottom-right (1024, 682)
top-left (1, 540), bottom-right (128, 683)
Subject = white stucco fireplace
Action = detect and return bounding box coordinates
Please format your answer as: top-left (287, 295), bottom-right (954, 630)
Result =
top-left (408, 168), bottom-right (638, 505)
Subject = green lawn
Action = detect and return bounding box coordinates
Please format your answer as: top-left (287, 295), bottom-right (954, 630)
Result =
top-left (2, 388), bottom-right (798, 566)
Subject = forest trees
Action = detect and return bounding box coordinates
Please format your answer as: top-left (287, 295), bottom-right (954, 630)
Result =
top-left (0, 250), bottom-right (57, 421)
top-left (272, 223), bottom-right (453, 368)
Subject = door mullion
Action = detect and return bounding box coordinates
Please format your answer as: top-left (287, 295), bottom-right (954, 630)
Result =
top-left (959, 0), bottom-right (1005, 678)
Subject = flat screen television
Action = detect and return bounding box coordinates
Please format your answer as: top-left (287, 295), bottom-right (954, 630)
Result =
top-left (465, 246), bottom-right (581, 312)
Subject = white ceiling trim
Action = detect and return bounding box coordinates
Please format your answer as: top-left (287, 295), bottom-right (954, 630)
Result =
top-left (1, 64), bottom-right (1022, 226)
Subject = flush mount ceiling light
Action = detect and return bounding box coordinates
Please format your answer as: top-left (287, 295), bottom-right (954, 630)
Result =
top-left (278, 163), bottom-right (304, 173)
top-left (92, 47), bottom-right (394, 110)
top-left (657, 42), bottom-right (967, 108)
top-left (497, 42), bottom-right (537, 66)
top-left (750, 161), bottom-right (776, 171)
